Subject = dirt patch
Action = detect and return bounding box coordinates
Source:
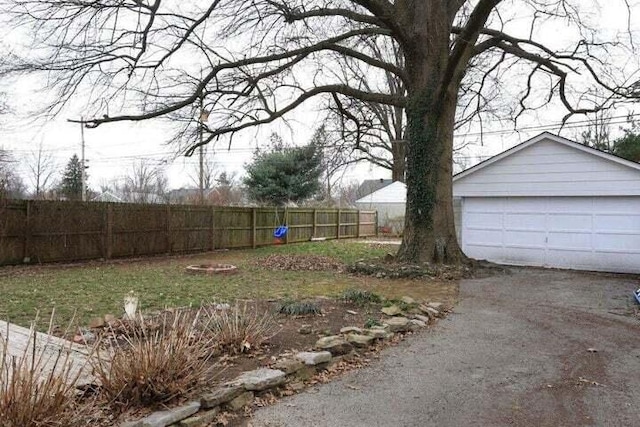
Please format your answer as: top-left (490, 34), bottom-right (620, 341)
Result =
top-left (254, 254), bottom-right (344, 271)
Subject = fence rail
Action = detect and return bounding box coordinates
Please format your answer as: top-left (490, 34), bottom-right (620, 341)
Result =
top-left (0, 200), bottom-right (377, 266)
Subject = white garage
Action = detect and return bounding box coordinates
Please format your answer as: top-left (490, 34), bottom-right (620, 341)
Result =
top-left (453, 132), bottom-right (640, 274)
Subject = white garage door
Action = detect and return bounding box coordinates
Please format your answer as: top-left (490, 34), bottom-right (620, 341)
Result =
top-left (461, 196), bottom-right (640, 274)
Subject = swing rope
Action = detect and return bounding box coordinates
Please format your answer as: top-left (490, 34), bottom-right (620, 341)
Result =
top-left (273, 208), bottom-right (288, 238)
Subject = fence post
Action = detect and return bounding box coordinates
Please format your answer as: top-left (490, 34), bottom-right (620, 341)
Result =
top-left (284, 208), bottom-right (289, 244)
top-left (375, 211), bottom-right (379, 237)
top-left (210, 206), bottom-right (216, 251)
top-left (252, 207), bottom-right (257, 249)
top-left (336, 208), bottom-right (341, 239)
top-left (312, 209), bottom-right (317, 238)
top-left (22, 200), bottom-right (32, 263)
top-left (105, 204), bottom-right (113, 259)
top-left (166, 205), bottom-right (172, 254)
top-left (356, 210), bottom-right (361, 238)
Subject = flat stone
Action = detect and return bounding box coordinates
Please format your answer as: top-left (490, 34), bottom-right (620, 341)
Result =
top-left (226, 391), bottom-right (254, 411)
top-left (363, 328), bottom-right (389, 339)
top-left (200, 386), bottom-right (244, 408)
top-left (119, 421), bottom-right (142, 427)
top-left (235, 368), bottom-right (286, 391)
top-left (274, 358), bottom-right (305, 374)
top-left (298, 324), bottom-right (312, 334)
top-left (381, 305), bottom-right (402, 316)
top-left (88, 317), bottom-right (105, 329)
top-left (176, 408), bottom-right (220, 427)
top-left (384, 316), bottom-right (411, 333)
top-left (141, 401), bottom-right (200, 427)
top-left (410, 319), bottom-right (427, 327)
top-left (419, 305), bottom-right (440, 318)
top-left (412, 314), bottom-right (431, 324)
top-left (296, 351), bottom-right (332, 365)
top-left (427, 302), bottom-right (444, 311)
top-left (315, 336), bottom-right (353, 356)
top-left (340, 326), bottom-right (363, 334)
top-left (401, 296), bottom-right (416, 305)
top-left (346, 333), bottom-right (375, 348)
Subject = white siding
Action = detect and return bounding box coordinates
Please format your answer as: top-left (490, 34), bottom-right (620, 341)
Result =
top-left (454, 138), bottom-right (640, 197)
top-left (355, 181), bottom-right (406, 204)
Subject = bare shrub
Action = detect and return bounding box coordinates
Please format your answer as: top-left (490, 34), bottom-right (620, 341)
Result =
top-left (202, 303), bottom-right (280, 355)
top-left (92, 309), bottom-right (219, 411)
top-left (0, 324), bottom-right (90, 427)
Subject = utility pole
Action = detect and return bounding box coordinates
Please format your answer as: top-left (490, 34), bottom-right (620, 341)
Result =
top-left (198, 94), bottom-right (210, 205)
top-left (80, 117), bottom-right (87, 201)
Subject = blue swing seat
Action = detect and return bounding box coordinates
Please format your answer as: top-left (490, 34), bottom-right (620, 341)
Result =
top-left (634, 288), bottom-right (640, 305)
top-left (274, 225), bottom-right (288, 238)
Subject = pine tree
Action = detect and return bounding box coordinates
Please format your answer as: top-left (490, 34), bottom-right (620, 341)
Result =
top-left (60, 154), bottom-right (85, 200)
top-left (244, 137), bottom-right (322, 206)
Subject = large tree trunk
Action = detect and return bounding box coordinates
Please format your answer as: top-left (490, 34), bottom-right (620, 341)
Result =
top-left (391, 139), bottom-right (406, 182)
top-left (396, 1), bottom-right (466, 264)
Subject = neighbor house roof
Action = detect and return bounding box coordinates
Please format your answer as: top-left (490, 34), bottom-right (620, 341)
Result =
top-left (355, 179), bottom-right (393, 199)
top-left (355, 180), bottom-right (406, 204)
top-left (91, 190), bottom-right (123, 203)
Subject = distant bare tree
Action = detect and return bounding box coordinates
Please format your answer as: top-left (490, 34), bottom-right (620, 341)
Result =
top-left (0, 148), bottom-right (26, 199)
top-left (25, 142), bottom-right (58, 198)
top-left (579, 109), bottom-right (613, 152)
top-left (118, 160), bottom-right (169, 203)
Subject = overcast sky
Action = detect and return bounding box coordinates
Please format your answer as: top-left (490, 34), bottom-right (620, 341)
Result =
top-left (0, 1), bottom-right (638, 193)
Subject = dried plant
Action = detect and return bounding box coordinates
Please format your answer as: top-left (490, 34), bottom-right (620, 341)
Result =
top-left (0, 321), bottom-right (91, 427)
top-left (202, 303), bottom-right (280, 355)
top-left (91, 309), bottom-right (219, 411)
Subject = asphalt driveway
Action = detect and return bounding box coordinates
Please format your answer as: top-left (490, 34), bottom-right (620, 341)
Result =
top-left (249, 267), bottom-right (640, 426)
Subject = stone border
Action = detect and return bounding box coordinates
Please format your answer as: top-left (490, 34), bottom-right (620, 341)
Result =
top-left (184, 264), bottom-right (238, 275)
top-left (119, 301), bottom-right (449, 427)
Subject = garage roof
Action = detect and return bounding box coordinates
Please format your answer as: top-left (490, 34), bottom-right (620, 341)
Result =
top-left (453, 132), bottom-right (640, 197)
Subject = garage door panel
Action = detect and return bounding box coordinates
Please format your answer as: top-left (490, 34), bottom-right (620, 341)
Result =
top-left (545, 197), bottom-right (593, 212)
top-left (465, 212), bottom-right (502, 229)
top-left (504, 230), bottom-right (546, 247)
top-left (505, 198), bottom-right (543, 211)
top-left (462, 196), bottom-right (640, 273)
top-left (464, 229), bottom-right (502, 246)
top-left (504, 213), bottom-right (546, 230)
top-left (593, 214), bottom-right (640, 232)
top-left (464, 245), bottom-right (509, 262)
top-left (547, 214), bottom-right (591, 232)
top-left (547, 232), bottom-right (592, 250)
top-left (502, 247), bottom-right (546, 264)
top-left (593, 234), bottom-right (640, 253)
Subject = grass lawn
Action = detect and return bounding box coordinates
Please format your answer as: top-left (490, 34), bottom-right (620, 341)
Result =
top-left (0, 240), bottom-right (457, 329)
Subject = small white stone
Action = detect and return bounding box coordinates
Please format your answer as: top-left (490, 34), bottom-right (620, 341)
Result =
top-left (295, 351), bottom-right (332, 365)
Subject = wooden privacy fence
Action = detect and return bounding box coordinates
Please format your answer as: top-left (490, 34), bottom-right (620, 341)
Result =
top-left (0, 200), bottom-right (377, 266)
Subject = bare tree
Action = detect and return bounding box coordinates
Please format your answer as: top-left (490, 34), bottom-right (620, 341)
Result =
top-left (579, 109), bottom-right (613, 152)
top-left (117, 160), bottom-right (168, 204)
top-left (309, 124), bottom-right (355, 202)
top-left (0, 148), bottom-right (26, 199)
top-left (25, 142), bottom-right (58, 198)
top-left (2, 1), bottom-right (639, 263)
top-left (187, 148), bottom-right (216, 191)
